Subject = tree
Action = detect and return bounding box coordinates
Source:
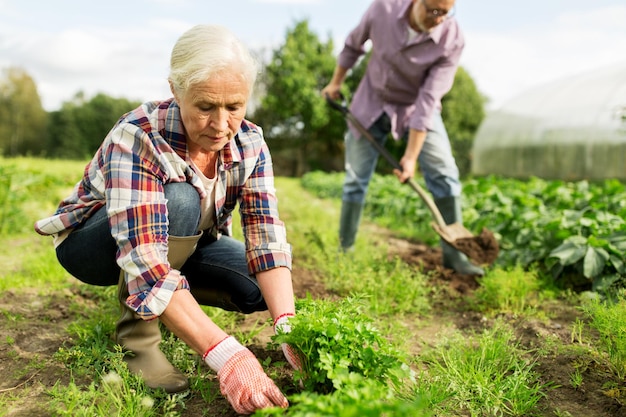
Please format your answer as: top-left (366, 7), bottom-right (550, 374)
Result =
top-left (0, 67), bottom-right (48, 156)
top-left (47, 92), bottom-right (140, 159)
top-left (253, 20), bottom-right (345, 176)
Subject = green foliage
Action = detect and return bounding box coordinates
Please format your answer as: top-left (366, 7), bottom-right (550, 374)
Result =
top-left (462, 176), bottom-right (626, 291)
top-left (0, 157), bottom-right (86, 235)
top-left (419, 322), bottom-right (549, 416)
top-left (254, 19), bottom-right (343, 175)
top-left (0, 164), bottom-right (26, 235)
top-left (47, 92), bottom-right (140, 159)
top-left (273, 296), bottom-right (412, 394)
top-left (472, 266), bottom-right (543, 315)
top-left (49, 355), bottom-right (185, 417)
top-left (301, 171), bottom-right (626, 292)
top-left (0, 67), bottom-right (48, 156)
top-left (254, 376), bottom-right (431, 417)
top-left (277, 176), bottom-right (431, 317)
top-left (263, 296), bottom-right (431, 416)
top-left (581, 294), bottom-right (626, 380)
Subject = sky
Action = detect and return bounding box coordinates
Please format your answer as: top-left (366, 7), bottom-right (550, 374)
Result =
top-left (1, 0), bottom-right (625, 112)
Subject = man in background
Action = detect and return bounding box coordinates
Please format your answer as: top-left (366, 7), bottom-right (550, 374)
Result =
top-left (322, 0), bottom-right (483, 275)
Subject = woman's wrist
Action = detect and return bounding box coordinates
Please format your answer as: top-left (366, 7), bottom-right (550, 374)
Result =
top-left (203, 336), bottom-right (246, 373)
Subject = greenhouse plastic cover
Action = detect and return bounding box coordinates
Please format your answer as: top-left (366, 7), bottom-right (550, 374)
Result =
top-left (472, 62), bottom-right (626, 180)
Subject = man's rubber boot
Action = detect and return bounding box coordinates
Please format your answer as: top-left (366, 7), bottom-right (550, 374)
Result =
top-left (339, 200), bottom-right (365, 252)
top-left (115, 232), bottom-right (202, 394)
top-left (434, 196), bottom-right (485, 276)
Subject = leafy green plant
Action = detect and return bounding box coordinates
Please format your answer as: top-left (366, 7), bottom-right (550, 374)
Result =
top-left (272, 296), bottom-right (413, 394)
top-left (254, 374), bottom-right (431, 417)
top-left (301, 172), bottom-right (626, 293)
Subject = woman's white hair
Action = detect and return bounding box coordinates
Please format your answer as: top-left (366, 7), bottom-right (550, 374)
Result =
top-left (168, 24), bottom-right (259, 96)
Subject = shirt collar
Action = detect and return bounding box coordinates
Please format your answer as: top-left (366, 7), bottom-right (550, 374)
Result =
top-left (399, 0), bottom-right (447, 45)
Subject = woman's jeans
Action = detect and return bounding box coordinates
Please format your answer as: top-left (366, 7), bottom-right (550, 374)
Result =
top-left (342, 111), bottom-right (461, 204)
top-left (56, 182), bottom-right (265, 313)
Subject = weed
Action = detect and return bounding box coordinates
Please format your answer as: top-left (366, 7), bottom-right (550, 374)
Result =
top-left (418, 320), bottom-right (550, 416)
top-left (569, 368), bottom-right (583, 389)
top-left (472, 265), bottom-right (543, 315)
top-left (580, 294), bottom-right (626, 380)
top-left (570, 318), bottom-right (585, 344)
top-left (48, 355), bottom-right (184, 417)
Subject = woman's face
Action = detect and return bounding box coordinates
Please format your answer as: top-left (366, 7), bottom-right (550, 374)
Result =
top-left (171, 71), bottom-right (249, 154)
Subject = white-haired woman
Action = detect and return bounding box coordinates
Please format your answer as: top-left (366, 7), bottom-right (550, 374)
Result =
top-left (35, 24), bottom-right (298, 414)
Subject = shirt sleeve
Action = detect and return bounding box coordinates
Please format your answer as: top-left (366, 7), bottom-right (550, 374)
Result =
top-left (237, 134), bottom-right (292, 274)
top-left (102, 122), bottom-right (190, 320)
top-left (410, 36), bottom-right (464, 132)
top-left (337, 1), bottom-right (376, 70)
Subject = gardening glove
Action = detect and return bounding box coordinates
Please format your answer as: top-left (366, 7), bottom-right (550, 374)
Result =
top-left (274, 313), bottom-right (302, 371)
top-left (203, 336), bottom-right (288, 415)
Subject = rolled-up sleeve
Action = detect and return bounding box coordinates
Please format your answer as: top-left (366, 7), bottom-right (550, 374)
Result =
top-left (240, 140), bottom-right (292, 273)
top-left (103, 123), bottom-right (191, 320)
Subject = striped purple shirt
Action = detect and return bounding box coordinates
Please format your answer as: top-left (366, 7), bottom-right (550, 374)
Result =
top-left (338, 0), bottom-right (464, 139)
top-left (35, 99), bottom-right (292, 319)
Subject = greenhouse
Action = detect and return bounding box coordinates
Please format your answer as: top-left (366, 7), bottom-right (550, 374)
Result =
top-left (471, 62), bottom-right (626, 180)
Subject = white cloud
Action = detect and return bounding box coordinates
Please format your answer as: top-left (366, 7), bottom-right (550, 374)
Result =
top-left (253, 0), bottom-right (321, 3)
top-left (0, 17), bottom-right (194, 110)
top-left (462, 5), bottom-right (626, 110)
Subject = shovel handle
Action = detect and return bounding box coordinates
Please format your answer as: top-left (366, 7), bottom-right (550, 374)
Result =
top-left (325, 94), bottom-right (447, 228)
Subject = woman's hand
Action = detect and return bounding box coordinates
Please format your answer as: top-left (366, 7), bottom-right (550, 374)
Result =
top-left (274, 313), bottom-right (302, 370)
top-left (204, 336), bottom-right (288, 414)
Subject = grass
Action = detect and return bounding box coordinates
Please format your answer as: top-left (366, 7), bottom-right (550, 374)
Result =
top-left (416, 321), bottom-right (549, 416)
top-left (471, 265), bottom-right (546, 316)
top-left (3, 157), bottom-right (626, 416)
top-left (580, 293), bottom-right (626, 380)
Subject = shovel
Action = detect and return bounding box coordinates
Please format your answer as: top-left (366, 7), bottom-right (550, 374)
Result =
top-left (325, 94), bottom-right (499, 265)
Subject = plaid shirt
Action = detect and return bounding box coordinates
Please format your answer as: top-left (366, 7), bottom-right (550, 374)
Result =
top-left (35, 99), bottom-right (292, 319)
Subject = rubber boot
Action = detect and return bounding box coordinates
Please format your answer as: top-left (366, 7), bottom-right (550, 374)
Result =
top-left (339, 200), bottom-right (364, 252)
top-left (190, 287), bottom-right (242, 312)
top-left (115, 232), bottom-right (202, 394)
top-left (168, 234), bottom-right (243, 312)
top-left (434, 196), bottom-right (485, 276)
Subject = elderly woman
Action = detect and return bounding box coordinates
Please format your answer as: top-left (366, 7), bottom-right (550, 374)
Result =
top-left (34, 24), bottom-right (297, 414)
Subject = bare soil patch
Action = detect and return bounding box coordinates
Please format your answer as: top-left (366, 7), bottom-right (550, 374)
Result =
top-left (1, 230), bottom-right (625, 416)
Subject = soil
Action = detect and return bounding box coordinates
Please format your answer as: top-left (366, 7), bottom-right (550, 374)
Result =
top-left (2, 227), bottom-right (625, 417)
top-left (451, 227), bottom-right (500, 266)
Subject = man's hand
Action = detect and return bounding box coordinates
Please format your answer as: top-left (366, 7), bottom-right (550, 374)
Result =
top-left (204, 336), bottom-right (288, 414)
top-left (394, 155), bottom-right (417, 183)
top-left (394, 128), bottom-right (426, 183)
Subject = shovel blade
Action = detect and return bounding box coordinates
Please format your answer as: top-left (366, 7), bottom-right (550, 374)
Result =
top-left (431, 222), bottom-right (500, 266)
top-left (431, 222), bottom-right (474, 243)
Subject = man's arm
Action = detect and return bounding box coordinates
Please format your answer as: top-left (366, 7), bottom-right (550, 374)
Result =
top-left (395, 128), bottom-right (426, 183)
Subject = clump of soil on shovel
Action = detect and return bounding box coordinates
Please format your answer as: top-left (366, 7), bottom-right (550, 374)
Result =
top-left (451, 228), bottom-right (499, 266)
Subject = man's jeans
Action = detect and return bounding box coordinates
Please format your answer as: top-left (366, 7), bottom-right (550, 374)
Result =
top-left (56, 182), bottom-right (265, 312)
top-left (342, 111), bottom-right (461, 205)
